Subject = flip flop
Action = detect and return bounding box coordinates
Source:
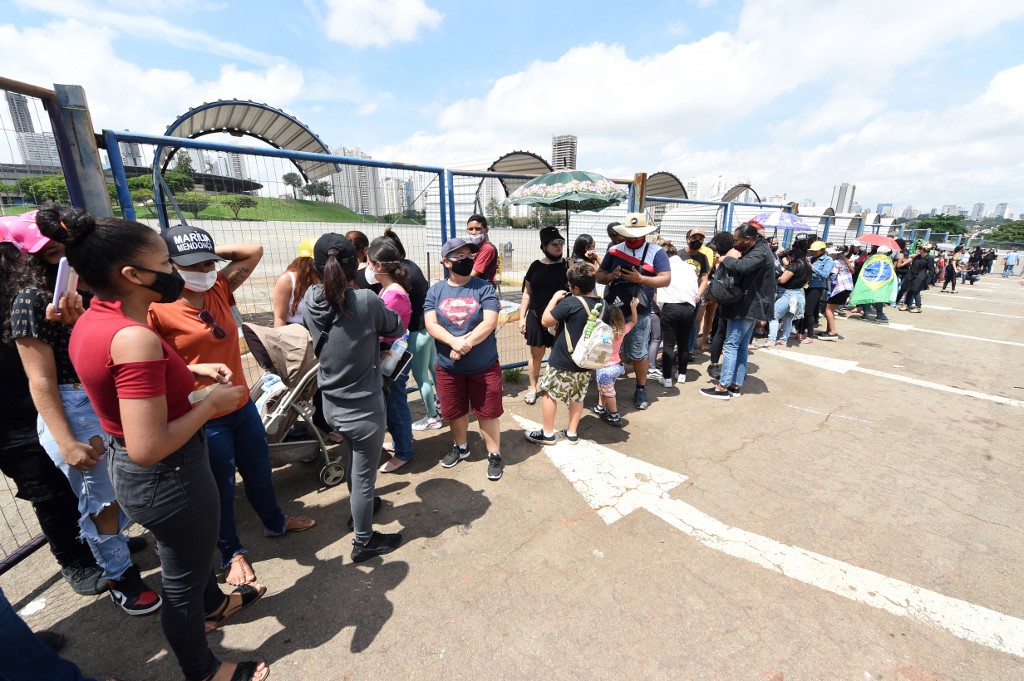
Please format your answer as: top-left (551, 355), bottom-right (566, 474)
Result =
top-left (225, 554), bottom-right (256, 586)
top-left (523, 392), bottom-right (537, 405)
top-left (203, 661), bottom-right (270, 681)
top-left (204, 583), bottom-right (267, 635)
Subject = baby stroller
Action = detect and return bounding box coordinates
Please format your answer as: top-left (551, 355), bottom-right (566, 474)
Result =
top-left (242, 322), bottom-right (346, 486)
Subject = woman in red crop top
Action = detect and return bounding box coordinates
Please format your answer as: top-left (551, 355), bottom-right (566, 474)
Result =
top-left (41, 206), bottom-right (269, 681)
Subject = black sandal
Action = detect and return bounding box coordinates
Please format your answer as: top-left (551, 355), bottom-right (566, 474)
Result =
top-left (204, 583), bottom-right (267, 634)
top-left (203, 660), bottom-right (270, 681)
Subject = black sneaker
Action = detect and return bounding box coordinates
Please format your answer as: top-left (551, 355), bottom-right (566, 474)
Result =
top-left (441, 444), bottom-right (470, 468)
top-left (487, 453), bottom-right (503, 481)
top-left (817, 332), bottom-right (838, 341)
top-left (602, 411), bottom-right (624, 428)
top-left (590, 405), bottom-right (607, 417)
top-left (707, 363), bottom-right (721, 380)
top-left (699, 387), bottom-right (731, 400)
top-left (108, 564), bottom-right (162, 616)
top-left (560, 430), bottom-right (579, 445)
top-left (351, 531), bottom-right (402, 563)
top-left (525, 430), bottom-right (556, 445)
top-left (727, 385), bottom-right (741, 397)
top-left (347, 496), bottom-right (383, 531)
top-left (633, 388), bottom-right (649, 410)
top-left (61, 560), bottom-right (108, 596)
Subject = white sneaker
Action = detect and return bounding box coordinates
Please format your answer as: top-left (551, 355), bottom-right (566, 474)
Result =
top-left (412, 416), bottom-right (442, 431)
top-left (659, 377), bottom-right (673, 388)
top-left (647, 367), bottom-right (663, 379)
top-left (676, 374), bottom-right (686, 384)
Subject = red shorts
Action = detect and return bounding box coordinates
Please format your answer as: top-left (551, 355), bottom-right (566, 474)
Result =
top-left (435, 362), bottom-right (504, 421)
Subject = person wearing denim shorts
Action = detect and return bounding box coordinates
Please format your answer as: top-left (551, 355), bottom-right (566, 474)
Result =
top-left (596, 214), bottom-right (672, 411)
top-left (10, 226), bottom-right (160, 615)
top-left (424, 238), bottom-right (504, 481)
top-left (45, 206), bottom-right (269, 681)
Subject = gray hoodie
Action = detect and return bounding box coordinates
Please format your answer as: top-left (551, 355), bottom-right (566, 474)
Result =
top-left (302, 284), bottom-right (404, 415)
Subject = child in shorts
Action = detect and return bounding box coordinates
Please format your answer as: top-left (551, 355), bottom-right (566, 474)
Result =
top-left (591, 297), bottom-right (638, 427)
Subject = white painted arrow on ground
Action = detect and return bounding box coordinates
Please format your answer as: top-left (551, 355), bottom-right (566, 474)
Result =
top-left (766, 349), bottom-right (1024, 407)
top-left (512, 414), bottom-right (1024, 658)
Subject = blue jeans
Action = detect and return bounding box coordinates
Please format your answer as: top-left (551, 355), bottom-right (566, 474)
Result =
top-left (768, 289), bottom-right (805, 344)
top-left (37, 384), bottom-right (131, 581)
top-left (384, 363), bottom-right (414, 462)
top-left (719, 318), bottom-right (756, 388)
top-left (1002, 264), bottom-right (1015, 277)
top-left (110, 432), bottom-right (224, 681)
top-left (205, 399), bottom-right (286, 568)
top-left (622, 311), bottom-right (652, 361)
top-left (0, 584), bottom-right (95, 681)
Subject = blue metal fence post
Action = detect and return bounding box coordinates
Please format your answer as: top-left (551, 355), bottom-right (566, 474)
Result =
top-left (102, 130), bottom-right (135, 221)
top-left (898, 225), bottom-right (905, 239)
top-left (438, 171), bottom-right (448, 242)
top-left (445, 170), bottom-right (456, 240)
top-left (923, 228), bottom-right (931, 243)
top-left (855, 217), bottom-right (865, 238)
top-left (822, 216), bottom-right (832, 242)
top-left (53, 85), bottom-right (113, 216)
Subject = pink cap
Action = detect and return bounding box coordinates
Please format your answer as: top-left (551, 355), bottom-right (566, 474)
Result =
top-left (0, 211), bottom-right (49, 253)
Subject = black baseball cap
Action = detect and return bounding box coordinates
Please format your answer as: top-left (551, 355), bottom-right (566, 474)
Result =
top-left (313, 233), bottom-right (358, 275)
top-left (164, 224), bottom-right (224, 266)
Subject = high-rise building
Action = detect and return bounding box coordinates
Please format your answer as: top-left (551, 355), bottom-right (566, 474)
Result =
top-left (940, 204), bottom-right (959, 215)
top-left (710, 175), bottom-right (729, 198)
top-left (6, 93), bottom-right (34, 133)
top-left (969, 203), bottom-right (985, 221)
top-left (551, 134), bottom-right (577, 171)
top-left (407, 174), bottom-right (428, 211)
top-left (382, 177), bottom-right (407, 215)
top-left (684, 178), bottom-right (701, 200)
top-left (224, 152), bottom-right (247, 180)
top-left (802, 199), bottom-right (816, 208)
top-left (993, 203), bottom-right (1008, 219)
top-left (830, 183), bottom-right (856, 213)
top-left (330, 147), bottom-right (383, 216)
top-left (119, 139), bottom-right (145, 167)
top-left (6, 92), bottom-right (60, 166)
top-left (876, 203), bottom-right (893, 216)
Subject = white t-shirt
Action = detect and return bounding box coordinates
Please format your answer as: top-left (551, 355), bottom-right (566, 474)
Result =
top-left (659, 255), bottom-right (700, 306)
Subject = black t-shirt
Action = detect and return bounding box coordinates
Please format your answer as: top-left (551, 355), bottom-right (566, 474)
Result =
top-left (547, 294), bottom-right (610, 372)
top-left (780, 260), bottom-right (810, 290)
top-left (681, 250), bottom-right (709, 279)
top-left (10, 287), bottom-right (79, 384)
top-left (522, 259), bottom-right (569, 314)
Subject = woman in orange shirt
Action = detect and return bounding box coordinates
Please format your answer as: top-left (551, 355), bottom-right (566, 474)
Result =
top-left (148, 225), bottom-right (315, 587)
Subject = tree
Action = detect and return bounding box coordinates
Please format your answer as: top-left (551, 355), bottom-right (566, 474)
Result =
top-left (174, 152), bottom-right (196, 179)
top-left (282, 172), bottom-right (303, 199)
top-left (913, 213), bottom-right (968, 235)
top-left (301, 180), bottom-right (332, 201)
top-left (988, 220), bottom-right (1024, 243)
top-left (130, 188), bottom-right (153, 205)
top-left (177, 191), bottom-right (210, 219)
top-left (163, 171), bottom-right (195, 194)
top-left (221, 195), bottom-right (258, 219)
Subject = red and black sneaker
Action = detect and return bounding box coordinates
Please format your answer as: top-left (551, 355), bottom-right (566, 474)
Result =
top-left (108, 564), bottom-right (162, 616)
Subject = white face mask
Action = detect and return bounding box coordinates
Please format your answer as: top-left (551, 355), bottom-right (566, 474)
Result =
top-left (466, 233), bottom-right (485, 245)
top-left (180, 270), bottom-right (218, 292)
top-left (364, 266), bottom-right (378, 286)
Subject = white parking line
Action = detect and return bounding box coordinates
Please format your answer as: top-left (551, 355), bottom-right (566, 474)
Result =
top-left (884, 322), bottom-right (1024, 347)
top-left (926, 305), bottom-right (1024, 320)
top-left (767, 350), bottom-right (1024, 407)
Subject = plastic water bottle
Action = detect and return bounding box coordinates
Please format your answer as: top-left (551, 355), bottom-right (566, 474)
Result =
top-left (380, 333), bottom-right (409, 374)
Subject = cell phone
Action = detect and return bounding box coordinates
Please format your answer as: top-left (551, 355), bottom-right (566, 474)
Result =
top-left (53, 257), bottom-right (79, 305)
top-left (386, 350), bottom-right (413, 382)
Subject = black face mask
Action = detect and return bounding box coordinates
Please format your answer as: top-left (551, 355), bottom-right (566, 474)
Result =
top-left (131, 265), bottom-right (185, 303)
top-left (688, 240), bottom-right (703, 251)
top-left (770, 245), bottom-right (779, 253)
top-left (449, 258), bottom-right (475, 277)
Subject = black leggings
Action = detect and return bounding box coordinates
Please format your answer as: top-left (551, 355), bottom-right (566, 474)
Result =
top-left (802, 288), bottom-right (825, 338)
top-left (709, 309), bottom-right (726, 364)
top-left (941, 266), bottom-right (957, 291)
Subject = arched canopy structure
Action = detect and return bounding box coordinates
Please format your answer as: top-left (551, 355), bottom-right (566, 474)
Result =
top-left (720, 183), bottom-right (761, 203)
top-left (155, 100), bottom-right (339, 182)
top-left (487, 151), bottom-right (553, 198)
top-left (645, 171), bottom-right (688, 199)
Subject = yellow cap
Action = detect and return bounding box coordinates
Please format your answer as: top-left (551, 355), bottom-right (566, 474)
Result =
top-left (297, 237), bottom-right (315, 259)
top-left (810, 241), bottom-right (827, 252)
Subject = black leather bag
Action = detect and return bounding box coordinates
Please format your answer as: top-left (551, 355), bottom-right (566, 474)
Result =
top-left (709, 265), bottom-right (744, 305)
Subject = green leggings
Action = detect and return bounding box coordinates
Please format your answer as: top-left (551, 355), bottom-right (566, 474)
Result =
top-left (408, 329), bottom-right (439, 418)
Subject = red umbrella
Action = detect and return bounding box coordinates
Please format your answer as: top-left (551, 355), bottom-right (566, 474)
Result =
top-left (856, 233), bottom-right (901, 251)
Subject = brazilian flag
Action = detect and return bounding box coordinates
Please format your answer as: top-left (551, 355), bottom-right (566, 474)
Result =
top-left (850, 254), bottom-right (897, 306)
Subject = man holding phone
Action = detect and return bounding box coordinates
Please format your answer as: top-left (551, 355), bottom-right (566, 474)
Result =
top-left (595, 213), bottom-right (671, 411)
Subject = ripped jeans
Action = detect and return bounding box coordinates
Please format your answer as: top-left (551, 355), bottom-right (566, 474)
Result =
top-left (37, 384), bottom-right (131, 581)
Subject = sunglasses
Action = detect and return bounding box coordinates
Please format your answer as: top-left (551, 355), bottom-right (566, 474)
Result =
top-left (197, 309), bottom-right (227, 340)
top-left (447, 253), bottom-right (477, 262)
top-left (547, 239), bottom-right (565, 246)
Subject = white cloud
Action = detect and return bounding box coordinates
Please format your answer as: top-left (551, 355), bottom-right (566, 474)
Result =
top-left (0, 20), bottom-right (306, 148)
top-left (320, 0), bottom-right (443, 48)
top-left (375, 0), bottom-right (1024, 209)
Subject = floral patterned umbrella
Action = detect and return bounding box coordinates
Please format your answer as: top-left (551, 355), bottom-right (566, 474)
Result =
top-left (505, 170), bottom-right (627, 213)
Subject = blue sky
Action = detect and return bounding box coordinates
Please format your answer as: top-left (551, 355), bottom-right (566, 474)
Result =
top-left (3, 0), bottom-right (1024, 215)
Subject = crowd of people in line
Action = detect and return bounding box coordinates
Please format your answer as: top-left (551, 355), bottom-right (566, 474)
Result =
top-left (0, 203), bottom-right (1019, 680)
